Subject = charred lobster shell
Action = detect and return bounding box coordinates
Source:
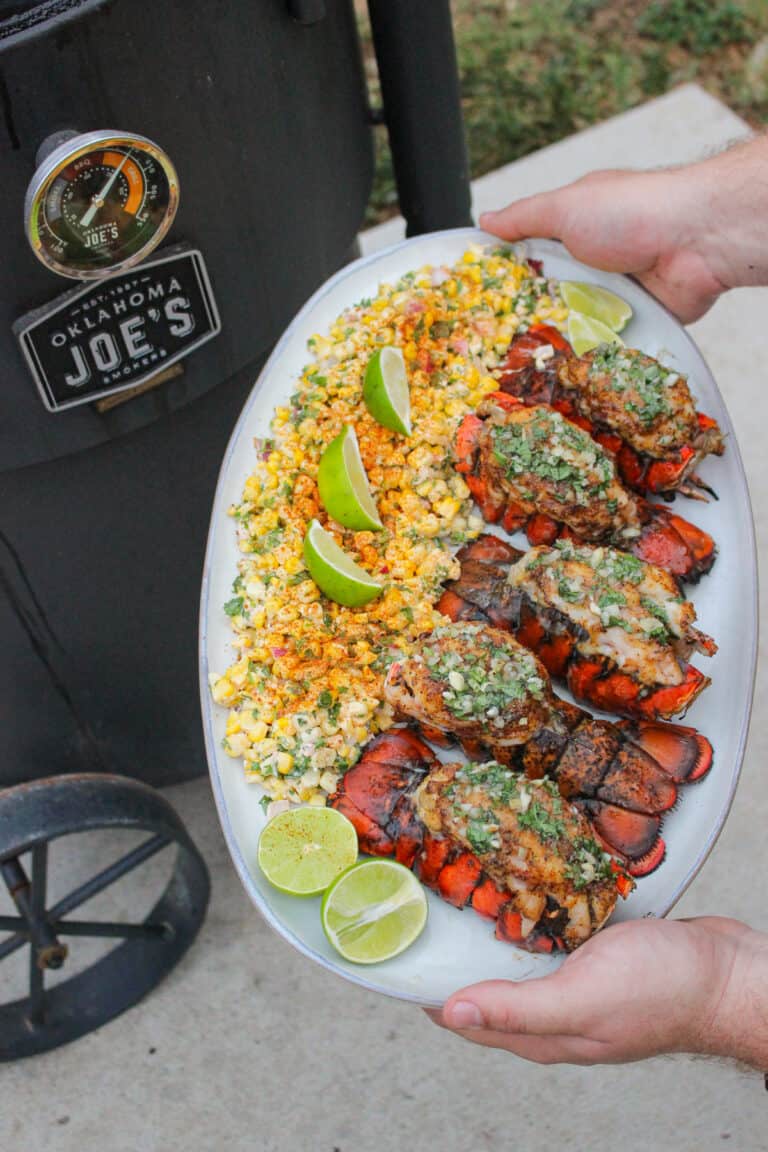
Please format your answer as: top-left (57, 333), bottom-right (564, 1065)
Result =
top-left (329, 729), bottom-right (625, 953)
top-left (455, 391), bottom-right (717, 582)
top-left (438, 533), bottom-right (714, 721)
top-left (497, 324), bottom-right (724, 500)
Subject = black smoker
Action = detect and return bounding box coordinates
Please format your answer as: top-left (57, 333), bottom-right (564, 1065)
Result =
top-left (0, 0), bottom-right (470, 1055)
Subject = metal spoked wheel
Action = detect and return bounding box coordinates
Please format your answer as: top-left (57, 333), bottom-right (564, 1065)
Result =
top-left (0, 773), bottom-right (210, 1060)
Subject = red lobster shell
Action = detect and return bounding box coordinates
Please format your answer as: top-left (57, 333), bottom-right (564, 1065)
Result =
top-left (455, 392), bottom-right (717, 582)
top-left (497, 324), bottom-right (724, 500)
top-left (437, 533), bottom-right (714, 721)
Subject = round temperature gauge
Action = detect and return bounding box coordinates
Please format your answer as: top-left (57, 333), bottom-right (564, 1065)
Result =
top-left (25, 130), bottom-right (179, 279)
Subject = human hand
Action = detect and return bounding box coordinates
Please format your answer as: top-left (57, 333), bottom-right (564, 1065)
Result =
top-left (427, 916), bottom-right (768, 1069)
top-left (479, 136), bottom-right (768, 323)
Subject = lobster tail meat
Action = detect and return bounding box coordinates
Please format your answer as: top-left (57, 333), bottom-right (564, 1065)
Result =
top-left (383, 621), bottom-right (713, 876)
top-left (439, 534), bottom-right (716, 722)
top-left (455, 395), bottom-right (717, 581)
top-left (496, 324), bottom-right (724, 499)
top-left (330, 734), bottom-right (627, 952)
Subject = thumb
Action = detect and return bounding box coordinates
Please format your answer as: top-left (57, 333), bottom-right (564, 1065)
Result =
top-left (441, 973), bottom-right (576, 1036)
top-left (480, 189), bottom-right (567, 242)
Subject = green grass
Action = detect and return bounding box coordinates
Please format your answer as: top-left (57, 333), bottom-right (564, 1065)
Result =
top-left (360, 0), bottom-right (768, 226)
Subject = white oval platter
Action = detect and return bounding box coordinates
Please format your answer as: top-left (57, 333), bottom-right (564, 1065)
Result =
top-left (200, 229), bottom-right (757, 1006)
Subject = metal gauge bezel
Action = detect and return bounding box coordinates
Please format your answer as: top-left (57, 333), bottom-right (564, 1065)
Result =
top-left (24, 129), bottom-right (180, 280)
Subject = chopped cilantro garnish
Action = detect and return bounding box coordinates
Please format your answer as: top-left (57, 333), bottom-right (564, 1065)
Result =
top-left (423, 623), bottom-right (544, 722)
top-left (490, 410), bottom-right (614, 507)
top-left (467, 821), bottom-right (495, 855)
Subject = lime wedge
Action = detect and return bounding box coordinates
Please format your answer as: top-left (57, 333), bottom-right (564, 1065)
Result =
top-left (317, 425), bottom-right (383, 532)
top-left (303, 519), bottom-right (383, 608)
top-left (567, 312), bottom-right (625, 357)
top-left (321, 859), bottom-right (428, 964)
top-left (257, 806), bottom-right (359, 897)
top-left (363, 347), bottom-right (412, 436)
top-left (561, 281), bottom-right (632, 333)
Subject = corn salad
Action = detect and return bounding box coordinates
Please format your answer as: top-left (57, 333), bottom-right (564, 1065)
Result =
top-left (210, 244), bottom-right (568, 808)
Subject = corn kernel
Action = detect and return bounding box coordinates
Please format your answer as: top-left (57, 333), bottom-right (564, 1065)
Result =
top-left (226, 712), bottom-right (241, 736)
top-left (277, 752), bottom-right (294, 774)
top-left (211, 676), bottom-right (236, 704)
top-left (319, 771), bottom-right (340, 794)
top-left (403, 341), bottom-right (417, 362)
top-left (243, 476), bottom-right (262, 500)
top-left (249, 720), bottom-right (268, 742)
top-left (435, 496), bottom-right (460, 519)
top-left (224, 732), bottom-right (251, 757)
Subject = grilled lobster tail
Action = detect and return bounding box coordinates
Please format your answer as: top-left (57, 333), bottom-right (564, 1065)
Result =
top-left (382, 622), bottom-right (713, 878)
top-left (497, 324), bottom-right (724, 500)
top-left (455, 392), bottom-right (717, 582)
top-left (329, 730), bottom-right (626, 953)
top-left (438, 534), bottom-right (714, 721)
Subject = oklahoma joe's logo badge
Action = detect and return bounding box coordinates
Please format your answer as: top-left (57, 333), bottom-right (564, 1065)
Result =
top-left (14, 246), bottom-right (221, 413)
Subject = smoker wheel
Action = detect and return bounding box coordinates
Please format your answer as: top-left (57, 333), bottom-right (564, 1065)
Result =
top-left (0, 773), bottom-right (210, 1060)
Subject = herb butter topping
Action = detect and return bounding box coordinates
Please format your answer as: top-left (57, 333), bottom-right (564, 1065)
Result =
top-left (517, 539), bottom-right (685, 644)
top-left (445, 761), bottom-right (615, 888)
top-left (589, 344), bottom-right (680, 428)
top-left (423, 623), bottom-right (545, 724)
top-left (490, 407), bottom-right (615, 507)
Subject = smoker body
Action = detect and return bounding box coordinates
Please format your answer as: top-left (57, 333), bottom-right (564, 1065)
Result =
top-left (1, 0), bottom-right (374, 785)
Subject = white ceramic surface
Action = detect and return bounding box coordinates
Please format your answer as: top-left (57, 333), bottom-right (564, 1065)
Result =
top-left (200, 229), bottom-right (757, 1006)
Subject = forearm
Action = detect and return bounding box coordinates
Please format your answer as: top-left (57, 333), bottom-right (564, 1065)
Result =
top-left (699, 918), bottom-right (768, 1072)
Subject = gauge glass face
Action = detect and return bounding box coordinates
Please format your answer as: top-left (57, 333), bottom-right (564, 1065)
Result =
top-left (28, 134), bottom-right (178, 278)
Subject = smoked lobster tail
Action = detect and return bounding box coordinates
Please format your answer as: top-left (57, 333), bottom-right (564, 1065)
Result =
top-left (447, 707), bottom-right (688, 878)
top-left (453, 402), bottom-right (717, 582)
top-left (496, 324), bottom-right (723, 501)
top-left (328, 731), bottom-right (571, 952)
top-left (438, 535), bottom-right (713, 720)
top-left (383, 617), bottom-right (714, 879)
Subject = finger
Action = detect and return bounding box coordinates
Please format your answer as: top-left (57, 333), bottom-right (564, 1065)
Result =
top-left (479, 189), bottom-right (569, 242)
top-left (441, 974), bottom-right (579, 1038)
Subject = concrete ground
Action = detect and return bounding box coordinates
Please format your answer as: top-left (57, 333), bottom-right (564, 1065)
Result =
top-left (3, 85), bottom-right (768, 1151)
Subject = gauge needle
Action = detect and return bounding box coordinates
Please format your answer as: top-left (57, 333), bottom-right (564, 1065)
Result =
top-left (79, 149), bottom-right (133, 228)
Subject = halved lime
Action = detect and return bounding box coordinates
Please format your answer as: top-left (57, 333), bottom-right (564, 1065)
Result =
top-left (303, 519), bottom-right (383, 608)
top-left (561, 281), bottom-right (632, 333)
top-left (317, 425), bottom-right (383, 532)
top-left (321, 859), bottom-right (428, 964)
top-left (363, 347), bottom-right (412, 436)
top-left (257, 806), bottom-right (359, 897)
top-left (567, 312), bottom-right (625, 357)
